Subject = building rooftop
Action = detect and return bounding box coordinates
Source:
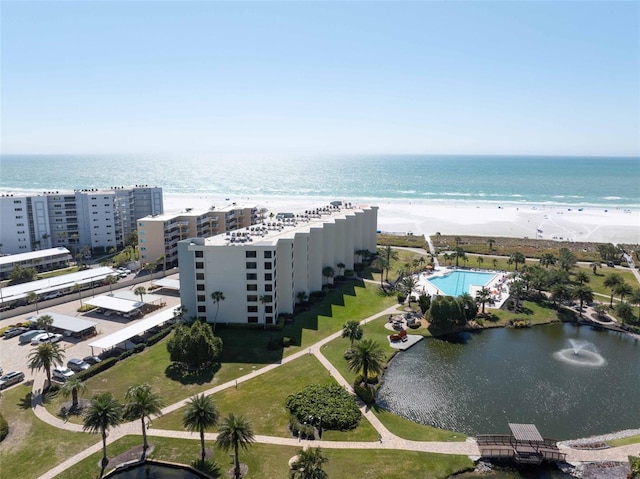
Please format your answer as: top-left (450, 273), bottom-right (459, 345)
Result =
top-left (204, 202), bottom-right (372, 247)
top-left (0, 247), bottom-right (71, 266)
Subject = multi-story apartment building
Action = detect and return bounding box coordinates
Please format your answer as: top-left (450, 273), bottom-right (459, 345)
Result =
top-left (137, 203), bottom-right (259, 269)
top-left (178, 203), bottom-right (378, 325)
top-left (0, 186), bottom-right (163, 255)
top-left (0, 247), bottom-right (72, 281)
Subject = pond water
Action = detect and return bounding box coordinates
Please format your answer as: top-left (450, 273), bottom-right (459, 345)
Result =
top-left (376, 323), bottom-right (640, 440)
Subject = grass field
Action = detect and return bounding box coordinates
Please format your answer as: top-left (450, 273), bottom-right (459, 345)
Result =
top-left (53, 435), bottom-right (474, 479)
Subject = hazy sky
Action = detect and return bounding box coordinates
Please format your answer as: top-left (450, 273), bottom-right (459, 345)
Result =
top-left (1, 1), bottom-right (638, 156)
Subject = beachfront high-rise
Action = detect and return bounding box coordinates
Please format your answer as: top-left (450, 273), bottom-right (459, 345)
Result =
top-left (178, 203), bottom-right (377, 325)
top-left (0, 186), bottom-right (163, 256)
top-left (137, 203), bottom-right (259, 269)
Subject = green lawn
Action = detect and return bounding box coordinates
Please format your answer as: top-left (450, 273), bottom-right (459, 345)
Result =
top-left (371, 406), bottom-right (466, 442)
top-left (152, 354), bottom-right (379, 442)
top-left (54, 435), bottom-right (473, 479)
top-left (0, 384), bottom-right (97, 479)
top-left (607, 434), bottom-right (640, 447)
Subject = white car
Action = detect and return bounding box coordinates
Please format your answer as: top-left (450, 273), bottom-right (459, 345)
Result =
top-left (31, 333), bottom-right (63, 346)
top-left (52, 367), bottom-right (75, 382)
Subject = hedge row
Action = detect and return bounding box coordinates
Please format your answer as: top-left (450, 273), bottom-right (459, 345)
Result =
top-left (0, 413), bottom-right (8, 442)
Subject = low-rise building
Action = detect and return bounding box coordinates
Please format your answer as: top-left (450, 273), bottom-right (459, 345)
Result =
top-left (178, 203), bottom-right (377, 325)
top-left (0, 247), bottom-right (72, 281)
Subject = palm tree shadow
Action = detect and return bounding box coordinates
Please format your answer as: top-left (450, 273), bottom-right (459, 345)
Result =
top-left (18, 392), bottom-right (33, 410)
top-left (191, 459), bottom-right (221, 478)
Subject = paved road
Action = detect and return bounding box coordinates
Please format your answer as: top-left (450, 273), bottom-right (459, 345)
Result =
top-left (30, 300), bottom-right (640, 479)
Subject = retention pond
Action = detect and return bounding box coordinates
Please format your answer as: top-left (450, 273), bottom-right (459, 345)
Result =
top-left (376, 323), bottom-right (639, 440)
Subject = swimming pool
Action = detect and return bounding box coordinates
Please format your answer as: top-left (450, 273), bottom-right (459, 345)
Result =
top-left (426, 270), bottom-right (496, 296)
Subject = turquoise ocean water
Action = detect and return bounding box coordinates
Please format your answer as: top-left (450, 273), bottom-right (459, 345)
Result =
top-left (1, 155), bottom-right (638, 208)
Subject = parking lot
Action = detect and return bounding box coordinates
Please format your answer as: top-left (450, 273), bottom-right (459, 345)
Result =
top-left (0, 274), bottom-right (181, 389)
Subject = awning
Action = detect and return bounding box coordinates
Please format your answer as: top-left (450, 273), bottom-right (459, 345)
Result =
top-left (88, 307), bottom-right (177, 350)
top-left (85, 295), bottom-right (143, 313)
top-left (151, 278), bottom-right (180, 290)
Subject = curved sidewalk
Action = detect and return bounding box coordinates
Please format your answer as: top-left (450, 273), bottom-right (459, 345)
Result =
top-left (34, 303), bottom-right (640, 478)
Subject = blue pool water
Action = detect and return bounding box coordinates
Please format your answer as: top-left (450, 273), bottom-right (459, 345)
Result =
top-left (427, 270), bottom-right (495, 296)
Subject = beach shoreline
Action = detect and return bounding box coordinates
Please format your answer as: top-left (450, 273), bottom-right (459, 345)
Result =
top-left (163, 194), bottom-right (640, 245)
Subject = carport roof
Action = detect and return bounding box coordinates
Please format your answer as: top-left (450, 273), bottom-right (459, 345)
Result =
top-left (27, 311), bottom-right (97, 333)
top-left (88, 308), bottom-right (176, 350)
top-left (151, 278), bottom-right (180, 290)
top-left (85, 295), bottom-right (143, 313)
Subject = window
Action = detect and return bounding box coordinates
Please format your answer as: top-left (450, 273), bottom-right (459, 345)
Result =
top-left (266, 316), bottom-right (273, 324)
top-left (264, 251), bottom-right (272, 258)
top-left (246, 273), bottom-right (257, 280)
top-left (196, 273), bottom-right (204, 280)
top-left (266, 306), bottom-right (273, 313)
top-left (247, 295), bottom-right (258, 302)
top-left (262, 295), bottom-right (273, 303)
top-left (247, 284), bottom-right (257, 291)
top-left (196, 284), bottom-right (205, 291)
top-left (197, 295), bottom-right (206, 302)
top-left (248, 316), bottom-right (258, 323)
top-left (195, 251), bottom-right (203, 258)
top-left (247, 305), bottom-right (258, 313)
top-left (246, 262), bottom-right (257, 269)
top-left (264, 262), bottom-right (272, 270)
top-left (198, 306), bottom-right (206, 313)
top-left (245, 251), bottom-right (256, 258)
top-left (265, 284), bottom-right (272, 292)
top-left (265, 273), bottom-right (273, 281)
top-left (196, 262), bottom-right (204, 269)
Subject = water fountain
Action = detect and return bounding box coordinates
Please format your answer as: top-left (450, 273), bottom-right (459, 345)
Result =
top-left (553, 339), bottom-right (606, 367)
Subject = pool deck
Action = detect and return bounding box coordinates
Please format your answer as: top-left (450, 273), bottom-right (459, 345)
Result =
top-left (415, 268), bottom-right (511, 309)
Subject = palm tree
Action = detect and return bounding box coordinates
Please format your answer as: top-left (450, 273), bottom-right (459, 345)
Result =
top-left (551, 283), bottom-right (572, 306)
top-left (83, 393), bottom-right (123, 476)
top-left (336, 262), bottom-right (345, 277)
top-left (296, 291), bottom-right (308, 305)
top-left (183, 393), bottom-right (219, 462)
top-left (629, 288), bottom-right (640, 322)
top-left (590, 261), bottom-right (601, 275)
top-left (259, 294), bottom-right (272, 328)
top-left (61, 376), bottom-right (87, 410)
top-left (399, 275), bottom-right (418, 303)
top-left (539, 253), bottom-right (556, 269)
top-left (144, 261), bottom-right (156, 285)
top-left (28, 342), bottom-right (65, 388)
top-left (134, 286), bottom-right (147, 303)
top-left (26, 291), bottom-right (40, 314)
top-left (603, 273), bottom-right (623, 307)
top-left (492, 258), bottom-right (498, 269)
top-left (211, 291), bottom-right (225, 331)
top-left (572, 285), bottom-right (594, 316)
top-left (454, 247), bottom-right (466, 268)
top-left (616, 301), bottom-right (635, 325)
top-left (322, 266), bottom-right (335, 285)
top-left (346, 338), bottom-right (385, 387)
top-left (371, 256), bottom-right (389, 287)
top-left (614, 282), bottom-right (633, 304)
top-left (509, 279), bottom-right (526, 311)
top-left (486, 238), bottom-right (495, 253)
top-left (355, 249), bottom-right (369, 264)
top-left (289, 447), bottom-right (328, 479)
top-left (72, 283), bottom-right (83, 307)
top-left (380, 246), bottom-right (399, 281)
top-left (123, 384), bottom-right (165, 457)
top-left (475, 286), bottom-right (493, 315)
top-left (36, 314), bottom-right (54, 333)
top-left (476, 256), bottom-right (484, 267)
top-left (508, 252), bottom-right (526, 271)
top-left (105, 275), bottom-right (118, 295)
top-left (341, 320), bottom-right (363, 350)
top-left (216, 413), bottom-right (256, 479)
top-left (573, 271), bottom-right (590, 285)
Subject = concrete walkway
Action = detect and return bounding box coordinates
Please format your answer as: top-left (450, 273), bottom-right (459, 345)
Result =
top-left (34, 302), bottom-right (640, 479)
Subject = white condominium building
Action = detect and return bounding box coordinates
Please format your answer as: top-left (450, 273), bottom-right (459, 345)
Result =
top-left (0, 186), bottom-right (163, 255)
top-left (178, 203), bottom-right (378, 325)
top-left (137, 203), bottom-right (259, 269)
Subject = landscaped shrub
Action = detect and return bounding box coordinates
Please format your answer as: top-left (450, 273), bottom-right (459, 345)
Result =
top-left (76, 357), bottom-right (118, 381)
top-left (146, 326), bottom-right (173, 346)
top-left (353, 381), bottom-right (375, 404)
top-left (282, 336), bottom-right (295, 347)
top-left (344, 269), bottom-right (354, 278)
top-left (286, 383), bottom-right (361, 430)
top-left (77, 304), bottom-right (97, 313)
top-left (0, 413), bottom-right (8, 442)
top-left (288, 415), bottom-right (316, 440)
top-left (396, 293), bottom-right (406, 304)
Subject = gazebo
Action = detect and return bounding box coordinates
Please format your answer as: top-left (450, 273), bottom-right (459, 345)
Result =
top-left (508, 423), bottom-right (545, 464)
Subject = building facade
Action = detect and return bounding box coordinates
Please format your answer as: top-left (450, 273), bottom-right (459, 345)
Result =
top-left (0, 186), bottom-right (163, 255)
top-left (137, 203), bottom-right (259, 269)
top-left (178, 203), bottom-right (378, 325)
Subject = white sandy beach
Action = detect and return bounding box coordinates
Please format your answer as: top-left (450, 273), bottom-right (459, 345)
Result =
top-left (163, 194), bottom-right (640, 245)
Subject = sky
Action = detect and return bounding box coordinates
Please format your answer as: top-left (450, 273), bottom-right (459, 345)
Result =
top-left (1, 1), bottom-right (639, 156)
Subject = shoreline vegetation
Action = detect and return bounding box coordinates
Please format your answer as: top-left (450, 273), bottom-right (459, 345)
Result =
top-left (2, 231), bottom-right (639, 477)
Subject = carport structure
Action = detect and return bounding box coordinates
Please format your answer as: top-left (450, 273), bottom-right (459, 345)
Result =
top-left (87, 308), bottom-right (176, 353)
top-left (27, 311), bottom-right (97, 338)
top-left (85, 295), bottom-right (144, 314)
top-left (151, 278), bottom-right (180, 292)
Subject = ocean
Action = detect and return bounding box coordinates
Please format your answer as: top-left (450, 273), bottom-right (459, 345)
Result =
top-left (1, 154), bottom-right (638, 209)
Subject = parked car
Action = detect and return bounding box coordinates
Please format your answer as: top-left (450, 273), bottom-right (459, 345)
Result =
top-left (52, 367), bottom-right (75, 382)
top-left (83, 355), bottom-right (102, 365)
top-left (43, 291), bottom-right (62, 300)
top-left (123, 309), bottom-right (142, 319)
top-left (67, 358), bottom-right (90, 372)
top-left (19, 329), bottom-right (46, 344)
top-left (31, 333), bottom-right (63, 346)
top-left (0, 371), bottom-right (25, 389)
top-left (3, 327), bottom-right (27, 339)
